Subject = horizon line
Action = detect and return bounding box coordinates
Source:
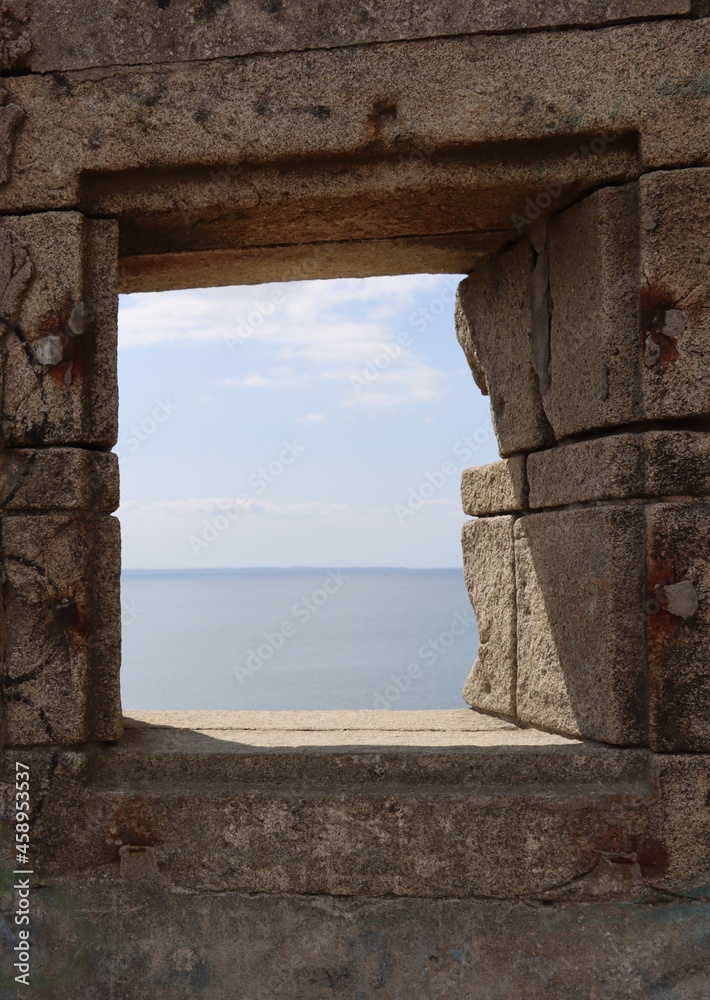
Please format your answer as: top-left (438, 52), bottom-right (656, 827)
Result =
top-left (121, 565), bottom-right (463, 573)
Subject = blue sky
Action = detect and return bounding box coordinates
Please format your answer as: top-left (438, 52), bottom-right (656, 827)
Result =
top-left (116, 274), bottom-right (497, 568)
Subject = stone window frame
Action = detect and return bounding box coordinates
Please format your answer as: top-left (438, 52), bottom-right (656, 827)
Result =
top-left (0, 12), bottom-right (708, 751)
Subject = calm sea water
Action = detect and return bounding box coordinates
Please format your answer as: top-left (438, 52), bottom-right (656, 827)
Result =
top-left (120, 568), bottom-right (478, 711)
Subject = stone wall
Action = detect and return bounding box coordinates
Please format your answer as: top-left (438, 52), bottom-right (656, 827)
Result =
top-left (458, 170), bottom-right (710, 751)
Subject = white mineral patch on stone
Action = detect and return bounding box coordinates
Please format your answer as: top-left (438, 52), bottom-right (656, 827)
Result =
top-left (661, 309), bottom-right (688, 339)
top-left (34, 334), bottom-right (64, 365)
top-left (658, 579), bottom-right (699, 619)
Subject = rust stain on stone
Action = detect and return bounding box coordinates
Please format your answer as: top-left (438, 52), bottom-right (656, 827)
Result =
top-left (644, 532), bottom-right (696, 747)
top-left (106, 800), bottom-right (163, 863)
top-left (634, 838), bottom-right (671, 879)
top-left (646, 542), bottom-right (675, 617)
top-left (581, 819), bottom-right (671, 880)
top-left (35, 299), bottom-right (86, 386)
top-left (367, 101), bottom-right (398, 140)
top-left (46, 595), bottom-right (88, 644)
top-left (640, 285), bottom-right (688, 368)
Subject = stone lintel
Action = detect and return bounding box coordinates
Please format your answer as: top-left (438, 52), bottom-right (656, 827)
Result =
top-left (1, 22), bottom-right (708, 215)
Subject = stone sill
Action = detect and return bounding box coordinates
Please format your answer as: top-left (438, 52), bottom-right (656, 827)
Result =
top-left (105, 709), bottom-right (653, 795)
top-left (123, 707), bottom-right (560, 744)
top-left (19, 710), bottom-right (709, 899)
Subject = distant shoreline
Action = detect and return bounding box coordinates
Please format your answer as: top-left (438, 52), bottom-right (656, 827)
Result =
top-left (121, 566), bottom-right (463, 575)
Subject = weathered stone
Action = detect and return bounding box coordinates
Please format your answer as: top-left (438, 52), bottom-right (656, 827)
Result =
top-left (0, 513), bottom-right (122, 746)
top-left (528, 430), bottom-right (710, 509)
top-left (3, 715), bottom-right (710, 901)
top-left (541, 169), bottom-right (710, 438)
top-left (112, 138), bottom-right (638, 291)
top-left (457, 241), bottom-right (553, 455)
top-left (13, 0), bottom-right (691, 75)
top-left (0, 1), bottom-right (30, 74)
top-left (0, 447), bottom-right (119, 511)
top-left (0, 213), bottom-right (119, 448)
top-left (458, 169), bottom-right (708, 457)
top-left (529, 233), bottom-right (552, 397)
top-left (2, 726), bottom-right (710, 997)
top-left (0, 93), bottom-right (24, 184)
top-left (461, 517), bottom-right (517, 716)
top-left (528, 434), bottom-right (645, 508)
top-left (0, 714), bottom-right (662, 897)
top-left (2, 878), bottom-right (710, 1000)
top-left (640, 168), bottom-right (710, 422)
top-left (0, 222), bottom-right (31, 327)
top-left (515, 506), bottom-right (647, 744)
top-left (546, 183), bottom-right (641, 437)
top-left (646, 501), bottom-right (710, 751)
top-left (1, 21), bottom-right (708, 218)
top-left (461, 456), bottom-right (527, 516)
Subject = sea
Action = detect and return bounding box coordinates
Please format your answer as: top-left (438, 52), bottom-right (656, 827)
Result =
top-left (120, 568), bottom-right (478, 711)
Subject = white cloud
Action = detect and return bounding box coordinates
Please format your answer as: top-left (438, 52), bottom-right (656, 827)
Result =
top-left (345, 361), bottom-right (445, 409)
top-left (119, 274), bottom-right (460, 409)
top-left (119, 498), bottom-right (349, 519)
top-left (237, 374), bottom-right (271, 389)
top-left (118, 276), bottom-right (442, 350)
top-left (296, 412), bottom-right (329, 424)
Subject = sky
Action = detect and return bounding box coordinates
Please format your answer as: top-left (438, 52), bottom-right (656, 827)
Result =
top-left (116, 274), bottom-right (498, 569)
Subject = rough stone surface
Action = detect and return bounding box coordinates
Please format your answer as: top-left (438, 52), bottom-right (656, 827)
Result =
top-left (12, 0), bottom-right (692, 74)
top-left (0, 714), bottom-right (701, 898)
top-left (461, 517), bottom-right (517, 716)
top-left (457, 241), bottom-right (553, 456)
top-left (646, 501), bottom-right (710, 751)
top-left (528, 430), bottom-right (710, 508)
top-left (0, 448), bottom-right (119, 512)
top-left (2, 722), bottom-right (710, 928)
top-left (547, 183), bottom-right (641, 437)
top-left (0, 213), bottom-right (119, 448)
top-left (1, 881), bottom-right (709, 1000)
top-left (110, 138), bottom-right (639, 292)
top-left (0, 513), bottom-right (122, 746)
top-left (540, 169), bottom-right (710, 438)
top-left (461, 456), bottom-right (528, 516)
top-left (640, 168), bottom-right (710, 422)
top-left (515, 506), bottom-right (647, 744)
top-left (1, 21), bottom-right (708, 217)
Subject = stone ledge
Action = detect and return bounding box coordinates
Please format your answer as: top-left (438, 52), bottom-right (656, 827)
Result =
top-left (110, 711), bottom-right (644, 791)
top-left (3, 718), bottom-right (710, 996)
top-left (123, 708), bottom-right (516, 733)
